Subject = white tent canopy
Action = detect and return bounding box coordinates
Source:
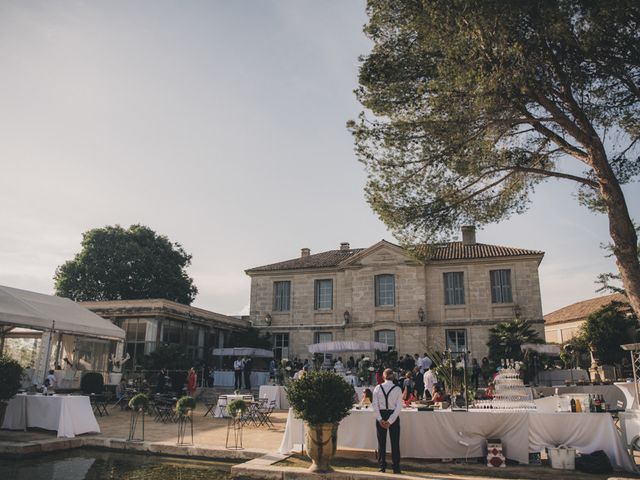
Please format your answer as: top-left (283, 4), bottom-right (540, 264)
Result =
top-left (212, 347), bottom-right (274, 358)
top-left (307, 340), bottom-right (390, 354)
top-left (0, 285), bottom-right (125, 341)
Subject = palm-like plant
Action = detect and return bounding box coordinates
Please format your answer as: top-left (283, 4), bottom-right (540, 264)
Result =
top-left (487, 319), bottom-right (542, 363)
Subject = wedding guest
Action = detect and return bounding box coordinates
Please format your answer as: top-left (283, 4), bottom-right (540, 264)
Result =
top-left (421, 353), bottom-right (433, 371)
top-left (243, 356), bottom-right (253, 390)
top-left (375, 365), bottom-right (384, 385)
top-left (481, 357), bottom-right (492, 386)
top-left (233, 357), bottom-right (243, 390)
top-left (372, 368), bottom-right (402, 474)
top-left (413, 366), bottom-right (425, 400)
top-left (44, 369), bottom-right (56, 388)
top-left (360, 388), bottom-right (373, 407)
top-left (187, 367), bottom-right (197, 396)
top-left (347, 356), bottom-right (355, 370)
top-left (432, 383), bottom-right (445, 403)
top-left (471, 358), bottom-right (481, 390)
top-left (156, 368), bottom-right (168, 394)
top-left (269, 358), bottom-right (276, 380)
top-left (402, 371), bottom-right (416, 406)
top-left (334, 357), bottom-right (345, 374)
top-left (423, 366), bottom-right (437, 399)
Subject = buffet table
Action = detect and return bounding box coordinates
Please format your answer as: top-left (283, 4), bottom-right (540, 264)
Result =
top-left (258, 385), bottom-right (289, 409)
top-left (279, 408), bottom-right (634, 471)
top-left (2, 394), bottom-right (100, 438)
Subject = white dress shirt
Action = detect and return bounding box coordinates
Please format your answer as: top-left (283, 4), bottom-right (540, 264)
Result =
top-left (423, 369), bottom-right (437, 395)
top-left (234, 360), bottom-right (243, 371)
top-left (372, 380), bottom-right (403, 425)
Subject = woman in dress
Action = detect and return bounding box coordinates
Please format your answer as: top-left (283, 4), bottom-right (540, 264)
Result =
top-left (187, 367), bottom-right (197, 396)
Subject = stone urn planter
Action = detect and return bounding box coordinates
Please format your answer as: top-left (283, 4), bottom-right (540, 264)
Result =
top-left (287, 370), bottom-right (355, 473)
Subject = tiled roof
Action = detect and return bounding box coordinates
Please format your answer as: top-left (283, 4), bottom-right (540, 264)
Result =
top-left (246, 249), bottom-right (365, 273)
top-left (246, 240), bottom-right (543, 273)
top-left (544, 293), bottom-right (629, 325)
top-left (427, 242), bottom-right (544, 261)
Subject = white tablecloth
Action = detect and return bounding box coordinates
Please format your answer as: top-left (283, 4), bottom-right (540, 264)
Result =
top-left (2, 394), bottom-right (100, 438)
top-left (279, 408), bottom-right (635, 471)
top-left (528, 412), bottom-right (634, 471)
top-left (279, 409), bottom-right (529, 464)
top-left (258, 386), bottom-right (289, 410)
top-left (213, 371), bottom-right (270, 387)
top-left (213, 394), bottom-right (253, 418)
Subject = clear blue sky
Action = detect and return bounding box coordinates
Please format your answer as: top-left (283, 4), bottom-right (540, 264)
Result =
top-left (0, 1), bottom-right (637, 316)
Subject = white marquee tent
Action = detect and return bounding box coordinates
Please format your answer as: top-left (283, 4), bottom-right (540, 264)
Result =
top-left (0, 285), bottom-right (125, 385)
top-left (0, 285), bottom-right (125, 341)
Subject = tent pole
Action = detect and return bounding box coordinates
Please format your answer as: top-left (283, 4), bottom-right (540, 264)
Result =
top-left (42, 321), bottom-right (55, 384)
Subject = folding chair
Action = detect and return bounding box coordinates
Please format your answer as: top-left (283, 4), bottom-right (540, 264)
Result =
top-left (203, 395), bottom-right (218, 417)
top-left (256, 400), bottom-right (276, 428)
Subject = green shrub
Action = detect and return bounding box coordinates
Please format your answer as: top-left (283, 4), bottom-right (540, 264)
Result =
top-left (80, 372), bottom-right (104, 394)
top-left (129, 393), bottom-right (149, 411)
top-left (226, 398), bottom-right (247, 417)
top-left (286, 371), bottom-right (355, 426)
top-left (176, 396), bottom-right (196, 415)
top-left (0, 356), bottom-right (23, 401)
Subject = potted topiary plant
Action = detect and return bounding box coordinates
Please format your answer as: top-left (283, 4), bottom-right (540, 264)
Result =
top-left (286, 370), bottom-right (355, 472)
top-left (176, 395), bottom-right (196, 445)
top-left (226, 398), bottom-right (247, 418)
top-left (0, 356), bottom-right (23, 425)
top-left (127, 393), bottom-right (149, 442)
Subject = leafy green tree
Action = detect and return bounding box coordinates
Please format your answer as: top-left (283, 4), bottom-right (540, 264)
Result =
top-left (143, 344), bottom-right (191, 371)
top-left (350, 1), bottom-right (640, 318)
top-left (487, 319), bottom-right (542, 363)
top-left (579, 301), bottom-right (637, 365)
top-left (54, 224), bottom-right (197, 304)
top-left (228, 327), bottom-right (272, 349)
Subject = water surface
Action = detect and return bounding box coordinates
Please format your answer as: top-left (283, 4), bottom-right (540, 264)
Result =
top-left (0, 449), bottom-right (233, 480)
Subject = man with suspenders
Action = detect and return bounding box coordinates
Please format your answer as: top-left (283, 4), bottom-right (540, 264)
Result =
top-left (372, 368), bottom-right (403, 473)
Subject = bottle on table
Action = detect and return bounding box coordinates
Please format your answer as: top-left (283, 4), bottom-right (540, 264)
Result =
top-left (575, 399), bottom-right (582, 413)
top-left (595, 394), bottom-right (602, 412)
top-left (570, 398), bottom-right (576, 413)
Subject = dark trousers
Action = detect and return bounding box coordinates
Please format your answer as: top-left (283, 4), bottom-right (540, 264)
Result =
top-left (234, 370), bottom-right (242, 389)
top-left (376, 412), bottom-right (400, 470)
top-left (244, 371), bottom-right (251, 390)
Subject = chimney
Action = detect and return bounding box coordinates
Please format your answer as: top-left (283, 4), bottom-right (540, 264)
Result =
top-left (461, 226), bottom-right (476, 246)
top-left (340, 242), bottom-right (350, 251)
top-left (301, 248), bottom-right (311, 258)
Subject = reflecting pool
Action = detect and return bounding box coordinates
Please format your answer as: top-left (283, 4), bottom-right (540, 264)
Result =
top-left (0, 449), bottom-right (234, 480)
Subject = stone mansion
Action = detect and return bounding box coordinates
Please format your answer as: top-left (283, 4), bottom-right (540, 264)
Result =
top-left (245, 227), bottom-right (545, 362)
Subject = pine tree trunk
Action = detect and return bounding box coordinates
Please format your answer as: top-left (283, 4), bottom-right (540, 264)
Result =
top-left (591, 148), bottom-right (640, 319)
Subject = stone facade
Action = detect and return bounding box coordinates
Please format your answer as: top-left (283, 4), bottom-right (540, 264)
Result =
top-left (246, 229), bottom-right (545, 362)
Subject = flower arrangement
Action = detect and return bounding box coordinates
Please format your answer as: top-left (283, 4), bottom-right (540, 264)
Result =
top-left (175, 396), bottom-right (196, 416)
top-left (226, 398), bottom-right (247, 417)
top-left (128, 393), bottom-right (149, 411)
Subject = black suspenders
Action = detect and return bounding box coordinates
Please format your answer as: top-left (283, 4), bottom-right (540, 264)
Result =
top-left (380, 384), bottom-right (397, 409)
